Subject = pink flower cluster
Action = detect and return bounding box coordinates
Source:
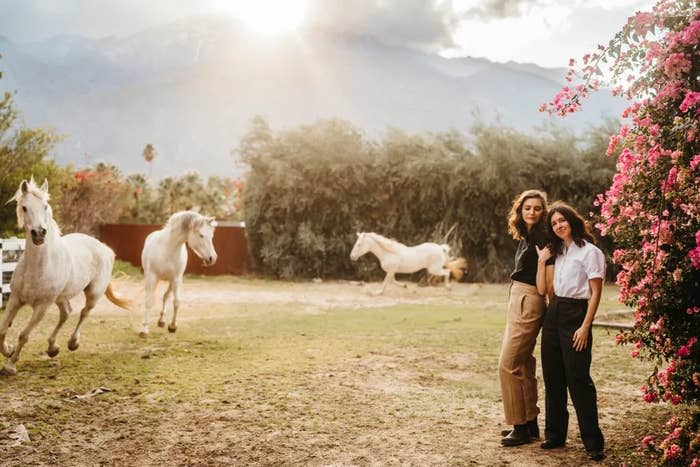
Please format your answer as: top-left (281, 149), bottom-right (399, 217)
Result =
top-left (690, 231), bottom-right (700, 269)
top-left (680, 91), bottom-right (700, 113)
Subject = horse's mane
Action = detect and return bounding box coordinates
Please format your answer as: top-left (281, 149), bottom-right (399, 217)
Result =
top-left (11, 178), bottom-right (62, 235)
top-left (165, 210), bottom-right (207, 237)
top-left (365, 232), bottom-right (406, 254)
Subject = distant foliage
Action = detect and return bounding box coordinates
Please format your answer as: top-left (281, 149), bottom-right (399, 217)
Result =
top-left (239, 116), bottom-right (617, 281)
top-left (121, 171), bottom-right (243, 225)
top-left (57, 163), bottom-right (132, 235)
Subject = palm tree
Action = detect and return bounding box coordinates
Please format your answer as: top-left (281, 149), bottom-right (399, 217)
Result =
top-left (142, 144), bottom-right (156, 178)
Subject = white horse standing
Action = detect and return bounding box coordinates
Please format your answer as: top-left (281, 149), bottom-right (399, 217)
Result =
top-left (139, 211), bottom-right (217, 337)
top-left (349, 232), bottom-right (451, 295)
top-left (0, 178), bottom-right (132, 375)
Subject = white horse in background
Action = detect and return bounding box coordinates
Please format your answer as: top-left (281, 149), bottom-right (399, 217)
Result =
top-left (140, 210), bottom-right (217, 337)
top-left (350, 232), bottom-right (452, 295)
top-left (0, 178), bottom-right (132, 375)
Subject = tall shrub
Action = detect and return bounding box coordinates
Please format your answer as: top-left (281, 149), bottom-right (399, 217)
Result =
top-left (238, 117), bottom-right (616, 281)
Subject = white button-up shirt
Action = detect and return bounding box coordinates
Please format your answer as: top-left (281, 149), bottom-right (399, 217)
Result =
top-left (553, 240), bottom-right (605, 299)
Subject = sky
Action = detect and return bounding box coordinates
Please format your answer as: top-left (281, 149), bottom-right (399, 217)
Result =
top-left (0, 0), bottom-right (656, 68)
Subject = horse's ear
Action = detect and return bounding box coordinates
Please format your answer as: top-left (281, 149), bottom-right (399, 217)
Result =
top-left (208, 217), bottom-right (218, 227)
top-left (21, 180), bottom-right (29, 194)
top-left (356, 232), bottom-right (360, 237)
top-left (40, 178), bottom-right (49, 193)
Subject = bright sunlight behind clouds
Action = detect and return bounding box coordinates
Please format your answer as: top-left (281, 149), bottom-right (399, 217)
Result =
top-left (211, 0), bottom-right (309, 35)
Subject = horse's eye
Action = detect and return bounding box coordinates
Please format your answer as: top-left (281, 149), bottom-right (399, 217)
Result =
top-left (199, 234), bottom-right (204, 239)
top-left (22, 206), bottom-right (27, 212)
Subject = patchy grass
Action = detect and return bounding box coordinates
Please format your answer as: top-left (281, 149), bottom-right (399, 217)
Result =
top-left (0, 280), bottom-right (667, 466)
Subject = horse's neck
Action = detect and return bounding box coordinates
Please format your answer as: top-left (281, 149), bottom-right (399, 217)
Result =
top-left (163, 226), bottom-right (188, 249)
top-left (366, 235), bottom-right (397, 258)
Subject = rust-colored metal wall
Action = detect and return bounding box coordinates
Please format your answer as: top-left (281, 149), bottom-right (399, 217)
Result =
top-left (99, 223), bottom-right (250, 275)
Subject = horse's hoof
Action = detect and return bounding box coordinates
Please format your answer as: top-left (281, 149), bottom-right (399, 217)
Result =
top-left (157, 320), bottom-right (166, 328)
top-left (67, 340), bottom-right (79, 351)
top-left (47, 347), bottom-right (60, 358)
top-left (1, 345), bottom-right (14, 358)
top-left (0, 365), bottom-right (17, 376)
top-left (167, 324), bottom-right (177, 333)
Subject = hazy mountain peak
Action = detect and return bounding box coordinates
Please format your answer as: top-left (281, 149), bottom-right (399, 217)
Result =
top-left (0, 16), bottom-right (624, 178)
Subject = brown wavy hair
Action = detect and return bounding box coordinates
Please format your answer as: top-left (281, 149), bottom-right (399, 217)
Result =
top-left (546, 201), bottom-right (596, 256)
top-left (507, 189), bottom-right (548, 240)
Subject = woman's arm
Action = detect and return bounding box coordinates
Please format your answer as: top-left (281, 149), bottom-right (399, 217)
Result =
top-left (545, 265), bottom-right (554, 301)
top-left (572, 277), bottom-right (603, 352)
top-left (535, 245), bottom-right (552, 297)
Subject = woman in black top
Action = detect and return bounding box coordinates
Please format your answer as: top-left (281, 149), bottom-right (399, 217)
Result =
top-left (499, 189), bottom-right (550, 446)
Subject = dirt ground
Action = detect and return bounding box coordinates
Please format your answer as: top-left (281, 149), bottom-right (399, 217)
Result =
top-left (0, 278), bottom-right (653, 466)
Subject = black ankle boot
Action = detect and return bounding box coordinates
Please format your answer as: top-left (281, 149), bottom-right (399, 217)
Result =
top-left (527, 418), bottom-right (540, 439)
top-left (501, 424), bottom-right (531, 446)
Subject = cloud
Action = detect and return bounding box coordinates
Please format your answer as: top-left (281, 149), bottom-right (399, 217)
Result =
top-left (464, 0), bottom-right (538, 18)
top-left (304, 0), bottom-right (460, 50)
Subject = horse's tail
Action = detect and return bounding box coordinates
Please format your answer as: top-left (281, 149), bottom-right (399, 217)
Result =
top-left (106, 282), bottom-right (134, 310)
top-left (442, 223), bottom-right (458, 244)
top-left (445, 257), bottom-right (468, 281)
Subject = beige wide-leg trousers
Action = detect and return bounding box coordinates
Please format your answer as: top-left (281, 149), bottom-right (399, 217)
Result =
top-left (498, 281), bottom-right (546, 425)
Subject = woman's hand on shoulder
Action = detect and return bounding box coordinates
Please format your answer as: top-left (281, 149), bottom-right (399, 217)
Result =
top-left (536, 245), bottom-right (552, 264)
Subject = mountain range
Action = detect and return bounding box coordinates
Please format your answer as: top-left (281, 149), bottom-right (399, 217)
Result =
top-left (0, 17), bottom-right (626, 178)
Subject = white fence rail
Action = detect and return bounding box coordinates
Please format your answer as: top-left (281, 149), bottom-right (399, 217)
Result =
top-left (1, 237), bottom-right (25, 308)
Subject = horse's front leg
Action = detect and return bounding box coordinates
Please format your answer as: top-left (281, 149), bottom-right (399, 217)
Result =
top-left (442, 268), bottom-right (452, 290)
top-left (67, 292), bottom-right (98, 352)
top-left (158, 282), bottom-right (173, 328)
top-left (373, 272), bottom-right (393, 296)
top-left (140, 273), bottom-right (158, 337)
top-left (2, 302), bottom-right (50, 376)
top-left (47, 300), bottom-right (71, 357)
top-left (0, 295), bottom-right (22, 358)
top-left (168, 278), bottom-right (182, 333)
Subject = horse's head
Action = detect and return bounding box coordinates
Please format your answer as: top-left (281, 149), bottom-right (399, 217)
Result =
top-left (187, 215), bottom-right (218, 266)
top-left (9, 178), bottom-right (53, 246)
top-left (350, 232), bottom-right (370, 261)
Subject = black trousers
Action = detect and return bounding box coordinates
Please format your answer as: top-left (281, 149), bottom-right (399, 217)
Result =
top-left (541, 295), bottom-right (604, 452)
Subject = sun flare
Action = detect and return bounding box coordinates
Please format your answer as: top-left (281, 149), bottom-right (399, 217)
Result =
top-left (217, 0), bottom-right (309, 35)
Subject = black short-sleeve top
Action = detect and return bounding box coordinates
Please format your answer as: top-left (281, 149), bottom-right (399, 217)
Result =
top-left (510, 228), bottom-right (551, 286)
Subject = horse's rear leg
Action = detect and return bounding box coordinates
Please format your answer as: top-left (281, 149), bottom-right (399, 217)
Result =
top-left (140, 273), bottom-right (157, 337)
top-left (47, 300), bottom-right (71, 357)
top-left (0, 295), bottom-right (22, 358)
top-left (168, 279), bottom-right (182, 333)
top-left (2, 303), bottom-right (50, 376)
top-left (158, 282), bottom-right (173, 328)
top-left (68, 295), bottom-right (97, 352)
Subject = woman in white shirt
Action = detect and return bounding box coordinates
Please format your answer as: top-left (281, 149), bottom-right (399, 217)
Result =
top-left (535, 201), bottom-right (606, 462)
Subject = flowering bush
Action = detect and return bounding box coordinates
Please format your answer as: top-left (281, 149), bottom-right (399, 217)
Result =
top-left (543, 1), bottom-right (699, 464)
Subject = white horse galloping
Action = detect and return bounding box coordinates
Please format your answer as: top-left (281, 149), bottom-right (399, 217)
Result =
top-left (140, 210), bottom-right (217, 337)
top-left (0, 178), bottom-right (132, 375)
top-left (349, 232), bottom-right (451, 295)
